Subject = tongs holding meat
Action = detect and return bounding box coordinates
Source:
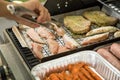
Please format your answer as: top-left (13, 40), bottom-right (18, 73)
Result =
top-left (7, 4), bottom-right (50, 27)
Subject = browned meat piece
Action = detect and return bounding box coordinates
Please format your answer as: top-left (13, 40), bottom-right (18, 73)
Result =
top-left (37, 27), bottom-right (55, 39)
top-left (58, 46), bottom-right (70, 53)
top-left (81, 32), bottom-right (109, 45)
top-left (47, 39), bottom-right (59, 54)
top-left (64, 16), bottom-right (91, 34)
top-left (26, 28), bottom-right (45, 44)
top-left (110, 43), bottom-right (120, 59)
top-left (83, 11), bottom-right (118, 26)
top-left (97, 48), bottom-right (120, 70)
top-left (84, 66), bottom-right (102, 80)
top-left (31, 42), bottom-right (43, 59)
top-left (114, 30), bottom-right (120, 38)
top-left (86, 26), bottom-right (119, 36)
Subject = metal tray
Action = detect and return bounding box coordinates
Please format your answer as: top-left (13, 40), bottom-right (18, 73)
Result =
top-left (31, 50), bottom-right (120, 80)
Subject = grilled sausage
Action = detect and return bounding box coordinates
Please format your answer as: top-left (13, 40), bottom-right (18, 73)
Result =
top-left (97, 48), bottom-right (120, 70)
top-left (110, 43), bottom-right (120, 59)
top-left (81, 32), bottom-right (109, 45)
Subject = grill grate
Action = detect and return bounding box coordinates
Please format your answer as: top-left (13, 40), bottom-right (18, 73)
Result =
top-left (6, 29), bottom-right (40, 70)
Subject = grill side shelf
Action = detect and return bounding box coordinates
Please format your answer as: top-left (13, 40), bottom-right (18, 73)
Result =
top-left (6, 28), bottom-right (40, 70)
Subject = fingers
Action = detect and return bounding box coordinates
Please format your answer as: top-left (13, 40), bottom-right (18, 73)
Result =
top-left (37, 6), bottom-right (51, 23)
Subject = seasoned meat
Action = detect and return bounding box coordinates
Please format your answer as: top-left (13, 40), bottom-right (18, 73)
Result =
top-left (64, 16), bottom-right (91, 34)
top-left (86, 26), bottom-right (119, 36)
top-left (114, 30), bottom-right (120, 38)
top-left (81, 32), bottom-right (109, 45)
top-left (83, 11), bottom-right (118, 26)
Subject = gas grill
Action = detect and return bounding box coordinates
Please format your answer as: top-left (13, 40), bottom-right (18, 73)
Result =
top-left (0, 0), bottom-right (120, 80)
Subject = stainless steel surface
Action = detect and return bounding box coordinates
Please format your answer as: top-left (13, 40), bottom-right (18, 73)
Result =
top-left (0, 30), bottom-right (35, 80)
top-left (0, 43), bottom-right (33, 80)
top-left (32, 51), bottom-right (120, 80)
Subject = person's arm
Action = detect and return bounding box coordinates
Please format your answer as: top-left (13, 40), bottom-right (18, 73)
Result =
top-left (0, 0), bottom-right (51, 28)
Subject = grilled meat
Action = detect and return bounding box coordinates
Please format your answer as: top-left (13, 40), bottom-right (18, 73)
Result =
top-left (50, 22), bottom-right (65, 37)
top-left (63, 34), bottom-right (79, 49)
top-left (81, 32), bottom-right (109, 45)
top-left (26, 28), bottom-right (45, 44)
top-left (86, 26), bottom-right (119, 36)
top-left (114, 30), bottom-right (120, 38)
top-left (37, 27), bottom-right (55, 39)
top-left (83, 11), bottom-right (118, 26)
top-left (47, 39), bottom-right (59, 54)
top-left (32, 42), bottom-right (43, 59)
top-left (58, 46), bottom-right (70, 53)
top-left (64, 16), bottom-right (91, 34)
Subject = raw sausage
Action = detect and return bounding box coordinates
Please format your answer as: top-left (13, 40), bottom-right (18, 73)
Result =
top-left (97, 48), bottom-right (120, 70)
top-left (110, 43), bottom-right (120, 59)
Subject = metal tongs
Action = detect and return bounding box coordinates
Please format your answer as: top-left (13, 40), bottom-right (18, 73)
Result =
top-left (7, 4), bottom-right (51, 27)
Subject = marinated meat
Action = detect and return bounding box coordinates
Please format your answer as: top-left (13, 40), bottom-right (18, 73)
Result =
top-left (37, 27), bottom-right (55, 39)
top-left (63, 34), bottom-right (79, 49)
top-left (32, 42), bottom-right (43, 59)
top-left (81, 32), bottom-right (109, 45)
top-left (26, 28), bottom-right (45, 44)
top-left (97, 48), bottom-right (120, 70)
top-left (83, 11), bottom-right (118, 26)
top-left (64, 16), bottom-right (91, 34)
top-left (114, 30), bottom-right (120, 38)
top-left (47, 39), bottom-right (59, 54)
top-left (86, 26), bottom-right (119, 36)
top-left (110, 43), bottom-right (120, 59)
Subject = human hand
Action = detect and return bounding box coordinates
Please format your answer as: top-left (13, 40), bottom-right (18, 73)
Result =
top-left (1, 0), bottom-right (51, 28)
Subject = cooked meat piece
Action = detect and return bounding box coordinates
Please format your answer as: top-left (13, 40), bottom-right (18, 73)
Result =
top-left (47, 39), bottom-right (59, 54)
top-left (97, 48), bottom-right (120, 70)
top-left (86, 26), bottom-right (119, 36)
top-left (58, 46), bottom-right (70, 53)
top-left (114, 30), bottom-right (120, 38)
top-left (83, 11), bottom-right (118, 26)
top-left (37, 27), bottom-right (55, 39)
top-left (63, 34), bottom-right (79, 49)
top-left (50, 22), bottom-right (65, 37)
top-left (26, 28), bottom-right (45, 44)
top-left (110, 43), bottom-right (120, 59)
top-left (81, 32), bottom-right (109, 45)
top-left (64, 16), bottom-right (91, 34)
top-left (32, 42), bottom-right (43, 59)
